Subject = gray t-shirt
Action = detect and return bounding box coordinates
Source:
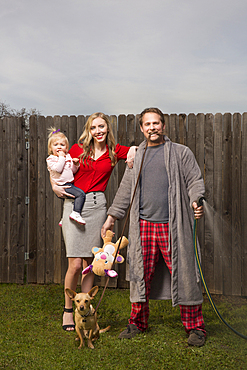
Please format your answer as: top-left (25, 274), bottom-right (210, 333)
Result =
top-left (139, 143), bottom-right (169, 223)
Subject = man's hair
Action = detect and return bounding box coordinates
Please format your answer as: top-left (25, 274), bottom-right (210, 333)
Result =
top-left (139, 107), bottom-right (165, 126)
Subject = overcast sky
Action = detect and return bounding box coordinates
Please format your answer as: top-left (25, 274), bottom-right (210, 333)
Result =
top-left (1, 0), bottom-right (247, 117)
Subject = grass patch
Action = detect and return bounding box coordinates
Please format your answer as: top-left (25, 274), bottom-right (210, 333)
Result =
top-left (0, 284), bottom-right (247, 369)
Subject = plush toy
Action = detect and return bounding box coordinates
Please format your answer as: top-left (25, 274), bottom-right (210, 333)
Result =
top-left (82, 230), bottom-right (129, 278)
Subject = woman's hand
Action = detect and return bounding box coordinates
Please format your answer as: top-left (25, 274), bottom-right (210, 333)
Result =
top-left (52, 183), bottom-right (75, 198)
top-left (126, 146), bottom-right (138, 169)
top-left (192, 202), bottom-right (204, 219)
top-left (101, 215), bottom-right (116, 238)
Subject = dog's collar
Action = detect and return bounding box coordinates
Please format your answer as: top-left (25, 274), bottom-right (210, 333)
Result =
top-left (76, 308), bottom-right (93, 322)
top-left (81, 311), bottom-right (91, 319)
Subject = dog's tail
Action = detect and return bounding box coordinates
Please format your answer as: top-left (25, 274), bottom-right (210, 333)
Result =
top-left (99, 325), bottom-right (111, 334)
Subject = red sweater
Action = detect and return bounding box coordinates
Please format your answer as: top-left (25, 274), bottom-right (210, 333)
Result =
top-left (69, 143), bottom-right (129, 193)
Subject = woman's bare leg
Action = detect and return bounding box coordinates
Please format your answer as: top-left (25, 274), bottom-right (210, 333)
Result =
top-left (81, 257), bottom-right (94, 292)
top-left (63, 257), bottom-right (82, 330)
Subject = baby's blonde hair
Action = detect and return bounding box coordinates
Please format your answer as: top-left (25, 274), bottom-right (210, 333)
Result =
top-left (47, 127), bottom-right (69, 155)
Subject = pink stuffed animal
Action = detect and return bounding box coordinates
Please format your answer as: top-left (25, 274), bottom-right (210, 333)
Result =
top-left (82, 230), bottom-right (129, 277)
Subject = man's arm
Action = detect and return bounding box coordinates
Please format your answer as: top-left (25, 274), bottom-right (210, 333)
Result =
top-left (101, 165), bottom-right (133, 237)
top-left (101, 215), bottom-right (117, 238)
top-left (182, 147), bottom-right (205, 208)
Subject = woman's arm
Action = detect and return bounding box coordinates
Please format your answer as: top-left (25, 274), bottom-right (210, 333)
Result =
top-left (126, 145), bottom-right (138, 169)
top-left (50, 176), bottom-right (75, 198)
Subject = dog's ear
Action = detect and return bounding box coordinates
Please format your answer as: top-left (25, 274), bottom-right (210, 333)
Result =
top-left (88, 286), bottom-right (99, 298)
top-left (65, 288), bottom-right (77, 300)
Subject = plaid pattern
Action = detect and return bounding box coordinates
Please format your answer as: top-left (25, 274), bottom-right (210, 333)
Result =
top-left (180, 304), bottom-right (205, 334)
top-left (129, 219), bottom-right (205, 334)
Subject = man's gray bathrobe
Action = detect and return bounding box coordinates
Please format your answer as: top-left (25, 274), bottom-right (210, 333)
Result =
top-left (108, 136), bottom-right (205, 306)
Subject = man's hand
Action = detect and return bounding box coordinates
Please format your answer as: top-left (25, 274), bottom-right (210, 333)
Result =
top-left (192, 201), bottom-right (204, 219)
top-left (101, 215), bottom-right (116, 238)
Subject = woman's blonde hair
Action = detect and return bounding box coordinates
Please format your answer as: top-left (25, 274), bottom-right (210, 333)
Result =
top-left (78, 113), bottom-right (116, 166)
top-left (47, 127), bottom-right (69, 155)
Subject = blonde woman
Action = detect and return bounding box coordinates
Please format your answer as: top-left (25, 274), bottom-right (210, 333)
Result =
top-left (51, 112), bottom-right (136, 331)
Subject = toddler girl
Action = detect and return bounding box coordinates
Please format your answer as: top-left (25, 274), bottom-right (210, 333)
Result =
top-left (47, 128), bottom-right (86, 225)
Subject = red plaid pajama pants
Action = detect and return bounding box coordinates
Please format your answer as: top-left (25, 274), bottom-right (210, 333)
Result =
top-left (129, 219), bottom-right (205, 334)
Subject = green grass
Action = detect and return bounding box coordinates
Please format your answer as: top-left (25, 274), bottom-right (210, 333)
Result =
top-left (0, 284), bottom-right (247, 369)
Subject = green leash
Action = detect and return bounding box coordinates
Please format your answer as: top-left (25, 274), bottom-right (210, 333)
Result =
top-left (193, 217), bottom-right (247, 340)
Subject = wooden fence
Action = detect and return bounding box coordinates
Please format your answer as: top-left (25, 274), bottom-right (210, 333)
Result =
top-left (1, 113), bottom-right (247, 296)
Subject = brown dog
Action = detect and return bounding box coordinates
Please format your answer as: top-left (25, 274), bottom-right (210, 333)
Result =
top-left (65, 286), bottom-right (110, 349)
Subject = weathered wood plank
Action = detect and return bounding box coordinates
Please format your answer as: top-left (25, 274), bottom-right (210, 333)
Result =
top-left (1, 118), bottom-right (9, 282)
top-left (15, 118), bottom-right (26, 283)
top-left (231, 113), bottom-right (242, 295)
top-left (164, 114), bottom-right (170, 137)
top-left (241, 113), bottom-right (247, 296)
top-left (68, 116), bottom-right (78, 148)
top-left (0, 117), bottom-right (4, 282)
top-left (213, 113), bottom-right (223, 294)
top-left (187, 114), bottom-right (196, 157)
top-left (36, 116), bottom-right (46, 283)
top-left (169, 114), bottom-right (179, 143)
top-left (77, 115), bottom-right (85, 144)
top-left (134, 114), bottom-right (143, 145)
top-left (222, 113), bottom-right (232, 295)
top-left (9, 117), bottom-right (18, 282)
top-left (179, 114), bottom-right (186, 145)
top-left (204, 114), bottom-right (214, 290)
top-left (2, 118), bottom-right (12, 282)
top-left (28, 115), bottom-right (38, 283)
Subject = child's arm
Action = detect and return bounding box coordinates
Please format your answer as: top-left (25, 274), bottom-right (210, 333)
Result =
top-left (47, 155), bottom-right (66, 174)
top-left (72, 158), bottom-right (80, 174)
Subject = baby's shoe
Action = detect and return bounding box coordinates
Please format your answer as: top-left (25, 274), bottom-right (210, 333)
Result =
top-left (69, 211), bottom-right (86, 225)
top-left (59, 219), bottom-right (63, 227)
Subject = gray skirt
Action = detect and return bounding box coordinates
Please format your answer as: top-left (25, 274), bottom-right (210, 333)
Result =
top-left (62, 192), bottom-right (107, 258)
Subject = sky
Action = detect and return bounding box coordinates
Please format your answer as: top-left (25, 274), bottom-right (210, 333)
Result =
top-left (1, 0), bottom-right (247, 117)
